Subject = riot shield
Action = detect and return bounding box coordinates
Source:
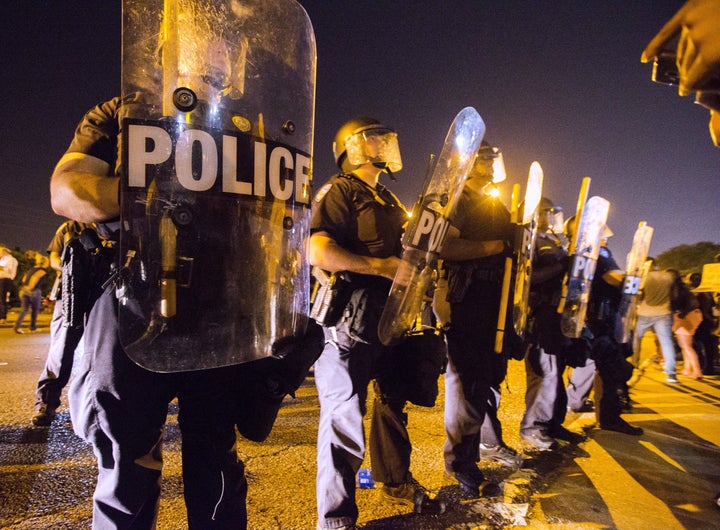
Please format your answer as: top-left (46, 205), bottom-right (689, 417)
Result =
top-left (512, 162), bottom-right (543, 336)
top-left (377, 107), bottom-right (486, 346)
top-left (557, 176), bottom-right (590, 314)
top-left (494, 183), bottom-right (520, 353)
top-left (119, 0), bottom-right (316, 371)
top-left (615, 222), bottom-right (653, 343)
top-left (560, 196), bottom-right (610, 338)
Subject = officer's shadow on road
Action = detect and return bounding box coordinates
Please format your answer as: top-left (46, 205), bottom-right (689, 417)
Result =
top-left (593, 418), bottom-right (720, 528)
top-left (1, 422), bottom-right (50, 447)
top-left (0, 412), bottom-right (95, 524)
top-left (0, 411), bottom-right (89, 461)
top-left (0, 423), bottom-right (49, 523)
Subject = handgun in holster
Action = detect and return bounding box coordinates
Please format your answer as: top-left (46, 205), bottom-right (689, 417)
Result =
top-left (309, 266), bottom-right (352, 327)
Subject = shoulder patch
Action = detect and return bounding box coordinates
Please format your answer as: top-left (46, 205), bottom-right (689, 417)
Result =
top-left (314, 182), bottom-right (333, 203)
top-left (599, 247), bottom-right (610, 258)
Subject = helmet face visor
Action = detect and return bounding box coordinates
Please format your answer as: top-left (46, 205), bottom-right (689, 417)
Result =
top-left (547, 209), bottom-right (565, 234)
top-left (344, 128), bottom-right (402, 172)
top-left (471, 146), bottom-right (506, 183)
top-left (489, 151), bottom-right (506, 183)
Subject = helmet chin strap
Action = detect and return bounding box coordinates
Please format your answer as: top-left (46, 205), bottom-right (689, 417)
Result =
top-left (373, 162), bottom-right (397, 181)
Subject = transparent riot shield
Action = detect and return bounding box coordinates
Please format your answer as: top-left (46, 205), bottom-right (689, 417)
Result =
top-left (377, 107), bottom-right (485, 346)
top-left (615, 222), bottom-right (654, 343)
top-left (118, 0), bottom-right (316, 371)
top-left (512, 162), bottom-right (543, 337)
top-left (560, 196), bottom-right (610, 338)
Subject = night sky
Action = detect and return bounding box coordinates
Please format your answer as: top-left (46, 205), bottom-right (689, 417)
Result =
top-left (1, 1), bottom-right (717, 263)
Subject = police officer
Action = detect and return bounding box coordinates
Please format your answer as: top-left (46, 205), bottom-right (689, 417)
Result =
top-left (51, 98), bottom-right (251, 528)
top-left (31, 220), bottom-right (89, 426)
top-left (586, 232), bottom-right (644, 435)
top-left (309, 117), bottom-right (443, 530)
top-left (520, 198), bottom-right (585, 450)
top-left (440, 143), bottom-right (519, 494)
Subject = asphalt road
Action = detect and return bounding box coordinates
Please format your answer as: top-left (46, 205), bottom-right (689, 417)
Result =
top-left (1, 308), bottom-right (719, 529)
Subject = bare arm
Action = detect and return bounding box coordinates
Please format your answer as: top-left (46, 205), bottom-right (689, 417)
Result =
top-left (49, 251), bottom-right (62, 272)
top-left (439, 225), bottom-right (504, 261)
top-left (50, 153), bottom-right (119, 223)
top-left (308, 232), bottom-right (400, 281)
top-left (603, 269), bottom-right (624, 287)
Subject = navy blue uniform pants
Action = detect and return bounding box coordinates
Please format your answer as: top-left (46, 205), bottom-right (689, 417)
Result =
top-left (70, 291), bottom-right (248, 529)
top-left (444, 279), bottom-right (504, 472)
top-left (35, 298), bottom-right (84, 409)
top-left (314, 326), bottom-right (412, 529)
top-left (592, 334), bottom-right (634, 426)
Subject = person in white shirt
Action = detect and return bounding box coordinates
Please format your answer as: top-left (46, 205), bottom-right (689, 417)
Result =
top-left (0, 245), bottom-right (18, 324)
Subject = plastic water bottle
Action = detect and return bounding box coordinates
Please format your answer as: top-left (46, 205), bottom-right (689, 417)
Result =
top-left (357, 468), bottom-right (374, 489)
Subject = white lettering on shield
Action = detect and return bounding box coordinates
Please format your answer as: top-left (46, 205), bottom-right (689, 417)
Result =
top-left (127, 124), bottom-right (310, 204)
top-left (571, 255), bottom-right (597, 281)
top-left (411, 209), bottom-right (450, 252)
top-left (623, 275), bottom-right (641, 295)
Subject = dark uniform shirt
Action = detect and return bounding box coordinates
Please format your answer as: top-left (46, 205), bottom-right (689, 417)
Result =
top-left (444, 189), bottom-right (510, 303)
top-left (530, 231), bottom-right (567, 309)
top-left (451, 187), bottom-right (510, 268)
top-left (64, 97), bottom-right (122, 240)
top-left (67, 98), bottom-right (121, 173)
top-left (311, 173), bottom-right (407, 261)
top-left (528, 230), bottom-right (568, 354)
top-left (587, 246), bottom-right (621, 336)
top-left (443, 187), bottom-right (512, 409)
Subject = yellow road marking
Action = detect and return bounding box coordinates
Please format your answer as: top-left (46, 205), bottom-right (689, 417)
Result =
top-left (575, 438), bottom-right (684, 530)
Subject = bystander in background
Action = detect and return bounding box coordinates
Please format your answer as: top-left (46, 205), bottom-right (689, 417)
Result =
top-left (14, 254), bottom-right (48, 334)
top-left (0, 245), bottom-right (18, 324)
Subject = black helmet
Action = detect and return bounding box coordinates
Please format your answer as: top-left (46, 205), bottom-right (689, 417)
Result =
top-left (539, 197), bottom-right (556, 212)
top-left (476, 141), bottom-right (498, 160)
top-left (469, 141), bottom-right (506, 183)
top-left (332, 117), bottom-right (402, 173)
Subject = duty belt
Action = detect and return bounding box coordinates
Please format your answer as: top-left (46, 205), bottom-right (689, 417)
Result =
top-left (472, 267), bottom-right (503, 283)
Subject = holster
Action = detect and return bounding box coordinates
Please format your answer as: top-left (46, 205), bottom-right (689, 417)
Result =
top-left (61, 229), bottom-right (116, 329)
top-left (309, 267), bottom-right (353, 327)
top-left (61, 238), bottom-right (93, 329)
top-left (446, 263), bottom-right (474, 304)
top-left (446, 262), bottom-right (503, 304)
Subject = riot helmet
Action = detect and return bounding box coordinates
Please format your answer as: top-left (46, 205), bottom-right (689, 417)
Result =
top-left (539, 197), bottom-right (556, 212)
top-left (468, 142), bottom-right (506, 184)
top-left (332, 117), bottom-right (402, 175)
top-left (538, 197), bottom-right (564, 234)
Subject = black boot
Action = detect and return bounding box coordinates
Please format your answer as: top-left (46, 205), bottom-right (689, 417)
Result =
top-left (600, 418), bottom-right (643, 435)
